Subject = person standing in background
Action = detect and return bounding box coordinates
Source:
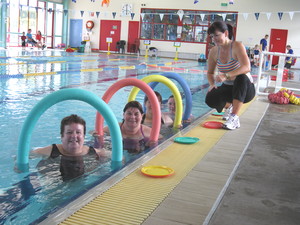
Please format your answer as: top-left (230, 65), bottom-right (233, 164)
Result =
top-left (253, 44), bottom-right (261, 67)
top-left (21, 32), bottom-right (26, 49)
top-left (284, 45), bottom-right (294, 69)
top-left (260, 34), bottom-right (269, 51)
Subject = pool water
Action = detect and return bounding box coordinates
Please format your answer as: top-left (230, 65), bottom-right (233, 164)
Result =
top-left (0, 50), bottom-right (210, 225)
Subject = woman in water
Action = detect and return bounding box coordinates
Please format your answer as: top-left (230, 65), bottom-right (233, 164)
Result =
top-left (32, 114), bottom-right (109, 180)
top-left (103, 101), bottom-right (157, 153)
top-left (142, 91), bottom-right (173, 127)
top-left (166, 95), bottom-right (194, 123)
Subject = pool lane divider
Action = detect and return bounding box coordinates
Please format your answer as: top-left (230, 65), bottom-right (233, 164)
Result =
top-left (1, 61), bottom-right (191, 79)
top-left (0, 58), bottom-right (120, 66)
top-left (0, 61), bottom-right (193, 79)
top-left (60, 99), bottom-right (254, 225)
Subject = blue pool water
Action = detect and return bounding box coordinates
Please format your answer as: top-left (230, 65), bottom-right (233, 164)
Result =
top-left (0, 50), bottom-right (210, 224)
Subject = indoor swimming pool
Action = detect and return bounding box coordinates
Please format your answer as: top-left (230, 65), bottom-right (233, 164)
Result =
top-left (0, 50), bottom-right (211, 224)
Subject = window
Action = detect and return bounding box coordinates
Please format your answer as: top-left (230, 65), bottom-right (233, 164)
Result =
top-left (6, 0), bottom-right (63, 47)
top-left (140, 9), bottom-right (238, 44)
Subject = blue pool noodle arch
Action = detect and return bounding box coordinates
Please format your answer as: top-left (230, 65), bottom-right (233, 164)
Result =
top-left (149, 72), bottom-right (192, 120)
top-left (17, 88), bottom-right (123, 171)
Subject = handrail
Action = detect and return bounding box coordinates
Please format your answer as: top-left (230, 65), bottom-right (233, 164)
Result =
top-left (256, 51), bottom-right (300, 95)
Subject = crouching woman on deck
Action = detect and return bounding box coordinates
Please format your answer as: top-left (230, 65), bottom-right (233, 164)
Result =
top-left (205, 21), bottom-right (255, 130)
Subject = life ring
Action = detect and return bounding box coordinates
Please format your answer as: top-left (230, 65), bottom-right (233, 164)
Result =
top-left (128, 75), bottom-right (183, 128)
top-left (86, 20), bottom-right (94, 30)
top-left (17, 89), bottom-right (123, 171)
top-left (95, 78), bottom-right (161, 142)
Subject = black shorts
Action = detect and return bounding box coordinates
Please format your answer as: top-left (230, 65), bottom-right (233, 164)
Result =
top-left (205, 74), bottom-right (256, 112)
top-left (284, 62), bottom-right (292, 69)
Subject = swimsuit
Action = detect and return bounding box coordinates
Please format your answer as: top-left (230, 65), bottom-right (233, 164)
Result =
top-left (38, 144), bottom-right (99, 181)
top-left (217, 42), bottom-right (241, 74)
top-left (121, 124), bottom-right (149, 153)
top-left (217, 42), bottom-right (253, 84)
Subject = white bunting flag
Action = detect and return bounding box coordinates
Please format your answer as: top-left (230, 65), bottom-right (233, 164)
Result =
top-left (289, 11), bottom-right (294, 20)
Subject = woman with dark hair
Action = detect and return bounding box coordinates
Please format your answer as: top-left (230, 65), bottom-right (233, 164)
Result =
top-left (205, 21), bottom-right (255, 130)
top-left (32, 114), bottom-right (109, 180)
top-left (104, 101), bottom-right (154, 153)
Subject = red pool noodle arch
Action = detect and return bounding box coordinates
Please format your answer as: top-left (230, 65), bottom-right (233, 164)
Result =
top-left (95, 78), bottom-right (161, 142)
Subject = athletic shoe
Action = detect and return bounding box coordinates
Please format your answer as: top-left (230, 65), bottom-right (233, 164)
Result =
top-left (42, 45), bottom-right (46, 50)
top-left (223, 114), bottom-right (240, 130)
top-left (222, 105), bottom-right (233, 121)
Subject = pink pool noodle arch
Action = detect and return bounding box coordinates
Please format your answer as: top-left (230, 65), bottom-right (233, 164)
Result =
top-left (95, 78), bottom-right (161, 142)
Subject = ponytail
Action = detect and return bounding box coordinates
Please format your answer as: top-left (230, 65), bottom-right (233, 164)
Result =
top-left (226, 24), bottom-right (234, 40)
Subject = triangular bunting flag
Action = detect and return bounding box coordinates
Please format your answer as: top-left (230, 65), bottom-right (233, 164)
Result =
top-left (243, 13), bottom-right (248, 21)
top-left (80, 10), bottom-right (84, 17)
top-left (141, 13), bottom-right (145, 20)
top-left (159, 13), bottom-right (164, 21)
top-left (96, 12), bottom-right (100, 18)
top-left (35, 6), bottom-right (38, 12)
top-left (72, 0), bottom-right (76, 3)
top-left (177, 10), bottom-right (184, 21)
top-left (278, 12), bottom-right (283, 20)
top-left (255, 13), bottom-right (260, 20)
top-left (48, 8), bottom-right (53, 13)
top-left (200, 14), bottom-right (205, 21)
top-left (222, 14), bottom-right (227, 21)
top-left (211, 14), bottom-right (215, 21)
top-left (266, 12), bottom-right (271, 20)
top-left (289, 11), bottom-right (294, 20)
top-left (131, 12), bottom-right (135, 20)
top-left (194, 0), bottom-right (199, 4)
top-left (90, 12), bottom-right (94, 17)
top-left (229, 0), bottom-right (234, 4)
top-left (63, 9), bottom-right (68, 16)
top-left (112, 12), bottom-right (116, 19)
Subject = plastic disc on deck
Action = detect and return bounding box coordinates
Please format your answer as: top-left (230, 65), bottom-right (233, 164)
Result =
top-left (212, 111), bottom-right (224, 116)
top-left (174, 137), bottom-right (200, 144)
top-left (141, 166), bottom-right (175, 178)
top-left (202, 121), bottom-right (223, 129)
